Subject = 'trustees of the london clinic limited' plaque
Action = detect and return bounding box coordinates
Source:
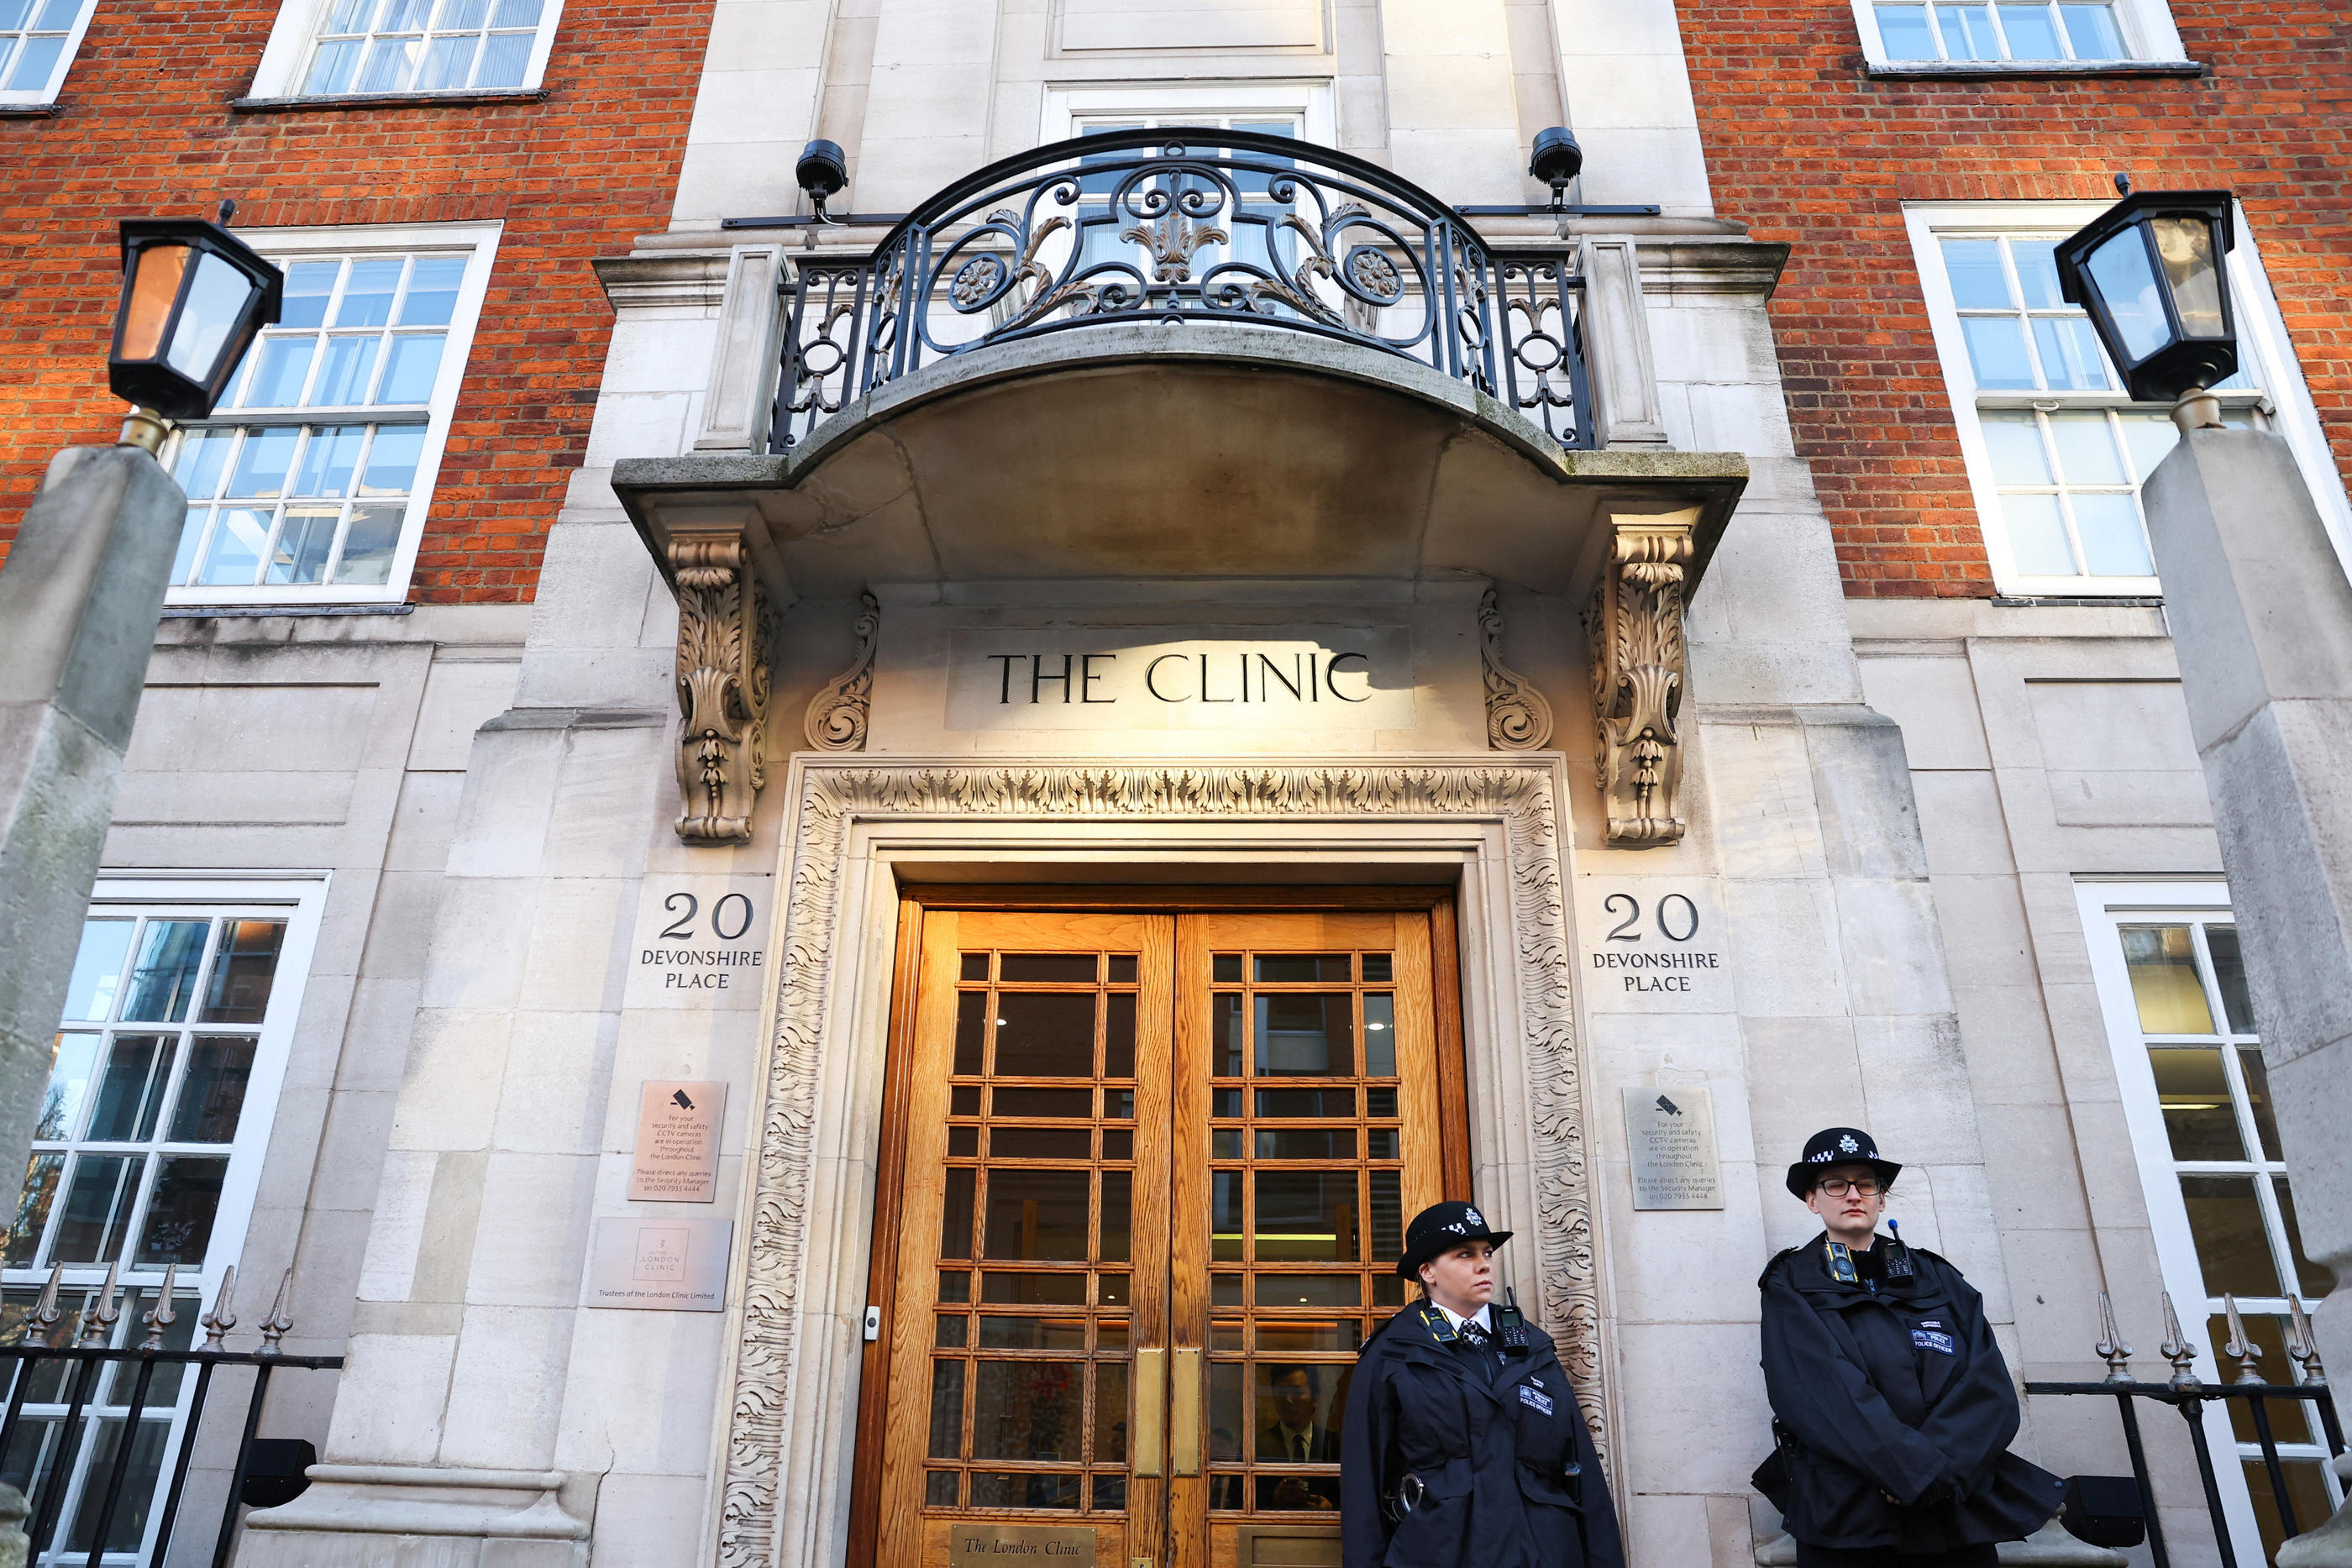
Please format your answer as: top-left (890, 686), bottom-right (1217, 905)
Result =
top-left (584, 1217), bottom-right (732, 1311)
top-left (948, 1523), bottom-right (1097, 1565)
top-left (1624, 1086), bottom-right (1725, 1210)
top-left (629, 1080), bottom-right (726, 1202)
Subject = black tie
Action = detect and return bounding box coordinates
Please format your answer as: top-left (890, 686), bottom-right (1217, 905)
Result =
top-left (1457, 1319), bottom-right (1495, 1383)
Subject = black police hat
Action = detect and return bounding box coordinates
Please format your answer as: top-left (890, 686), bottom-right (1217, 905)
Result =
top-left (1395, 1200), bottom-right (1512, 1279)
top-left (1786, 1127), bottom-right (1902, 1199)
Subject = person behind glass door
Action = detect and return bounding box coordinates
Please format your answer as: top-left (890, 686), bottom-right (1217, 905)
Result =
top-left (1754, 1129), bottom-right (2064, 1568)
top-left (1339, 1202), bottom-right (1625, 1568)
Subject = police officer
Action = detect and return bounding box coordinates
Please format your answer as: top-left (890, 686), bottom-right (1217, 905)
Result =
top-left (1340, 1201), bottom-right (1625, 1568)
top-left (1756, 1129), bottom-right (2064, 1567)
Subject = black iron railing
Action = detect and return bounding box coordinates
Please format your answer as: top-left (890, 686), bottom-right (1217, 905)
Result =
top-left (769, 128), bottom-right (1595, 454)
top-left (0, 1264), bottom-right (338, 1568)
top-left (2028, 1290), bottom-right (2343, 1568)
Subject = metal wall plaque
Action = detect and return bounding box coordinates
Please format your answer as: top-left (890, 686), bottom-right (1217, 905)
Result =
top-left (631, 1079), bottom-right (726, 1202)
top-left (584, 1217), bottom-right (732, 1311)
top-left (946, 1523), bottom-right (1098, 1565)
top-left (1624, 1086), bottom-right (1725, 1210)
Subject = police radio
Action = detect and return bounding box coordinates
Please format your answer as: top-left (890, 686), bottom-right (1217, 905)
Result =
top-left (1494, 1287), bottom-right (1532, 1358)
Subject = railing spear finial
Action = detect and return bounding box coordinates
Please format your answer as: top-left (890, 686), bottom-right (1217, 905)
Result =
top-left (2159, 1291), bottom-right (2202, 1391)
top-left (2286, 1294), bottom-right (2327, 1387)
top-left (140, 1264), bottom-right (180, 1351)
top-left (24, 1262), bottom-right (64, 1350)
top-left (75, 1260), bottom-right (122, 1348)
top-left (257, 1269), bottom-right (295, 1357)
top-left (2095, 1289), bottom-right (2134, 1383)
top-left (200, 1264), bottom-right (239, 1352)
top-left (2219, 1294), bottom-right (2264, 1384)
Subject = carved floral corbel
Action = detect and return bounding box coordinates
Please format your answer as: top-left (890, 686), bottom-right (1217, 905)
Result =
top-left (803, 592), bottom-right (880, 752)
top-left (1479, 586), bottom-right (1554, 750)
top-left (670, 533), bottom-right (771, 844)
top-left (1587, 513), bottom-right (1695, 846)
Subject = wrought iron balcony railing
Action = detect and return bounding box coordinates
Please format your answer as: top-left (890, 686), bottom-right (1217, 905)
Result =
top-left (768, 128), bottom-right (1595, 454)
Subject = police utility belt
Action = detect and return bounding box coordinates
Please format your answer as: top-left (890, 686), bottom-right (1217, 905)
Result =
top-left (1383, 1299), bottom-right (1583, 1522)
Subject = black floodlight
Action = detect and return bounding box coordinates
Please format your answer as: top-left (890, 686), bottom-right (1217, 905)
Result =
top-left (109, 209), bottom-right (282, 425)
top-left (1529, 127), bottom-right (1583, 210)
top-left (796, 138), bottom-right (849, 223)
top-left (2055, 190), bottom-right (2237, 406)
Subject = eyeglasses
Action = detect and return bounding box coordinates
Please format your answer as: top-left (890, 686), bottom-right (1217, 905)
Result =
top-left (1814, 1177), bottom-right (1883, 1197)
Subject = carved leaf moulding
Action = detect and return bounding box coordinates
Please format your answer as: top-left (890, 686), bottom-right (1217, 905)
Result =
top-left (1587, 514), bottom-right (1695, 847)
top-left (716, 760), bottom-right (1604, 1568)
top-left (1479, 585), bottom-right (1555, 752)
top-left (803, 591), bottom-right (880, 753)
top-left (670, 534), bottom-right (772, 844)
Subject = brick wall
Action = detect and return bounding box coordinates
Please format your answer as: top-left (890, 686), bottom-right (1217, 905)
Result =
top-left (1678, 0), bottom-right (2352, 596)
top-left (0, 0), bottom-right (711, 602)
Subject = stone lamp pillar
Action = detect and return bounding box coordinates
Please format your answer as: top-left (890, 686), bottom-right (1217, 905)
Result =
top-left (2137, 427), bottom-right (2352, 1564)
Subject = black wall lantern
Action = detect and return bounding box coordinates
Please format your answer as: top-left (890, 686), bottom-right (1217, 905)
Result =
top-left (108, 207), bottom-right (283, 447)
top-left (2054, 190), bottom-right (2237, 416)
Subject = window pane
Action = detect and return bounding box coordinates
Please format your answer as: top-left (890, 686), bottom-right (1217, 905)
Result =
top-left (927, 1359), bottom-right (964, 1457)
top-left (86, 1036), bottom-right (173, 1143)
top-left (1875, 3), bottom-right (1937, 56)
top-left (228, 426), bottom-right (299, 496)
top-left (400, 256), bottom-right (465, 325)
top-left (38, 1035), bottom-right (100, 1141)
top-left (134, 1157), bottom-right (226, 1266)
top-left (333, 504), bottom-right (406, 585)
top-left (1100, 1169), bottom-right (1131, 1262)
top-left (2031, 314), bottom-right (2113, 390)
top-left (305, 35), bottom-right (360, 92)
top-left (2119, 411), bottom-right (2181, 480)
top-left (359, 424), bottom-right (424, 494)
top-left (1369, 1168), bottom-right (1402, 1261)
top-left (2238, 1048), bottom-right (2284, 1162)
top-left (993, 994), bottom-right (1095, 1078)
top-left (1981, 413), bottom-right (2054, 483)
top-left (473, 28), bottom-right (532, 85)
top-left (245, 338), bottom-right (316, 406)
top-left (356, 33), bottom-right (419, 91)
top-left (60, 920), bottom-right (134, 1023)
top-left (50, 1154), bottom-right (141, 1263)
top-left (1959, 317), bottom-right (2034, 389)
top-left (2149, 1048), bottom-right (2241, 1161)
top-left (490, 0), bottom-right (541, 23)
top-left (415, 32), bottom-right (475, 89)
top-left (1941, 239), bottom-right (2013, 309)
top-left (1998, 493), bottom-right (2076, 576)
top-left (121, 921), bottom-right (207, 1024)
top-left (277, 261), bottom-right (340, 330)
top-left (940, 1167), bottom-right (974, 1259)
top-left (1934, 3), bottom-right (1999, 57)
top-left (2122, 925), bottom-right (2215, 1034)
top-left (1255, 994), bottom-right (1353, 1077)
top-left (292, 423), bottom-right (367, 496)
top-left (1104, 993), bottom-right (1135, 1078)
top-left (7, 1155), bottom-right (62, 1265)
top-left (1996, 3), bottom-right (2060, 56)
top-left (197, 508), bottom-right (270, 587)
top-left (268, 506), bottom-right (343, 585)
top-left (170, 1037), bottom-right (258, 1144)
top-left (2008, 239), bottom-right (2065, 308)
top-left (983, 1169), bottom-right (1089, 1260)
top-left (1255, 1171), bottom-right (1359, 1261)
top-left (1212, 1171), bottom-right (1242, 1261)
top-left (1095, 1361), bottom-right (1128, 1463)
top-left (1362, 994), bottom-right (1395, 1076)
top-left (375, 333), bottom-right (446, 402)
top-left (60, 1418), bottom-right (169, 1554)
top-left (309, 336), bottom-right (381, 405)
top-left (2276, 1179), bottom-right (2337, 1299)
top-left (3, 34), bottom-right (62, 90)
top-left (201, 920), bottom-right (287, 1024)
top-left (2199, 926), bottom-right (2255, 1033)
top-left (2072, 494), bottom-right (2151, 576)
top-left (2177, 1174), bottom-right (2281, 1297)
top-left (2060, 2), bottom-right (2124, 58)
top-left (971, 1360), bottom-right (1084, 1460)
top-left (171, 427), bottom-right (234, 497)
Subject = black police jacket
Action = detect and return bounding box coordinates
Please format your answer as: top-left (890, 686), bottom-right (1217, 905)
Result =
top-left (1754, 1235), bottom-right (2064, 1553)
top-left (1340, 1307), bottom-right (1626, 1568)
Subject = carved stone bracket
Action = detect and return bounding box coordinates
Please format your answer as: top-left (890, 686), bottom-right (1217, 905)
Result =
top-left (669, 532), bottom-right (771, 843)
top-left (1587, 511), bottom-right (1695, 846)
top-left (1479, 585), bottom-right (1554, 751)
top-left (802, 592), bottom-right (879, 752)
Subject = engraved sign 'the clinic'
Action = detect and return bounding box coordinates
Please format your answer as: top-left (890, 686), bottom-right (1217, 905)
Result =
top-left (944, 627), bottom-right (1415, 732)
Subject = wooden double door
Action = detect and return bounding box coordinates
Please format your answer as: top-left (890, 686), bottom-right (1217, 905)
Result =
top-left (856, 902), bottom-right (1466, 1568)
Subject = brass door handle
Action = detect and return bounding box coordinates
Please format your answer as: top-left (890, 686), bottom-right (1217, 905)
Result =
top-left (1171, 1347), bottom-right (1202, 1476)
top-left (1133, 1348), bottom-right (1165, 1477)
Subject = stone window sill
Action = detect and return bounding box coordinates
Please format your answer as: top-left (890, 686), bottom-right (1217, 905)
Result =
top-left (0, 103), bottom-right (60, 118)
top-left (1866, 59), bottom-right (2203, 81)
top-left (228, 87), bottom-right (548, 113)
top-left (161, 603), bottom-right (417, 618)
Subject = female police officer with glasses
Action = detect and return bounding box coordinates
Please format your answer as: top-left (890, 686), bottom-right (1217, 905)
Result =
top-left (1341, 1201), bottom-right (1624, 1568)
top-left (1755, 1129), bottom-right (2063, 1568)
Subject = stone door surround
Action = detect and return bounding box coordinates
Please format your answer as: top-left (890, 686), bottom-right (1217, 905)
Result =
top-left (712, 757), bottom-right (1605, 1568)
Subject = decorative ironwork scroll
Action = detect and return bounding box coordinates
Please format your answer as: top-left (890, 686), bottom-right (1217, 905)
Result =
top-left (669, 533), bottom-right (771, 843)
top-left (1479, 585), bottom-right (1554, 751)
top-left (769, 128), bottom-right (1596, 454)
top-left (802, 591), bottom-right (879, 753)
top-left (1587, 514), bottom-right (1694, 846)
top-left (717, 761), bottom-right (1604, 1568)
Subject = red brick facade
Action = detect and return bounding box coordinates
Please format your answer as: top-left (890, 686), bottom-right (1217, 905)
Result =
top-left (1679, 0), bottom-right (2352, 596)
top-left (0, 0), bottom-right (711, 601)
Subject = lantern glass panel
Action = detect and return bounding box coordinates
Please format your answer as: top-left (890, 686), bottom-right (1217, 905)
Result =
top-left (121, 244), bottom-right (191, 361)
top-left (2151, 216), bottom-right (2224, 338)
top-left (2083, 228), bottom-right (2167, 363)
top-left (164, 252), bottom-right (258, 383)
